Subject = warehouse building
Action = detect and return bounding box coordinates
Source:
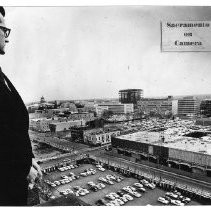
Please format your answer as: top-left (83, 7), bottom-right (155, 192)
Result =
top-left (111, 130), bottom-right (211, 177)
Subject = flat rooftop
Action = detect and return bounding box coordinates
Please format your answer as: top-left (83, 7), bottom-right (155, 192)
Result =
top-left (117, 130), bottom-right (211, 155)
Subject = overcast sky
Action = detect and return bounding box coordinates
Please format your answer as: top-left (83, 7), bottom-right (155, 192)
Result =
top-left (1, 6), bottom-right (211, 103)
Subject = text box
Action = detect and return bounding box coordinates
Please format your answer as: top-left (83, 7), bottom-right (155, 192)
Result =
top-left (161, 21), bottom-right (211, 52)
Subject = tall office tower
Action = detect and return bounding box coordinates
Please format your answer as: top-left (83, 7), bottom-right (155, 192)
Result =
top-left (119, 89), bottom-right (143, 105)
top-left (178, 96), bottom-right (199, 118)
top-left (200, 99), bottom-right (211, 117)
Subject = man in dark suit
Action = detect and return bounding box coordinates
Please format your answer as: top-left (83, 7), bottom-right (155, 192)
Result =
top-left (0, 6), bottom-right (42, 206)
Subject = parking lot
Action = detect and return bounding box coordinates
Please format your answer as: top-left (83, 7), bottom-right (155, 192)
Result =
top-left (43, 163), bottom-right (201, 206)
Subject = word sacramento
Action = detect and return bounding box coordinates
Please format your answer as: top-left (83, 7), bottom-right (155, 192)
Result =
top-left (167, 22), bottom-right (210, 28)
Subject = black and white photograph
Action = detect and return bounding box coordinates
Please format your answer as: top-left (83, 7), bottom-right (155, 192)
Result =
top-left (0, 1), bottom-right (211, 206)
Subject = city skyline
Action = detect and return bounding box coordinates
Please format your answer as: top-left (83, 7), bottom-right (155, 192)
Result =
top-left (2, 6), bottom-right (211, 103)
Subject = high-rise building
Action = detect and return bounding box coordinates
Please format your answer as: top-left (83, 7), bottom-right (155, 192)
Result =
top-left (200, 99), bottom-right (211, 117)
top-left (178, 96), bottom-right (199, 118)
top-left (119, 89), bottom-right (143, 105)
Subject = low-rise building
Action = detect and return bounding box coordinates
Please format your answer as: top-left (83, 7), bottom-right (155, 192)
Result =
top-left (71, 126), bottom-right (120, 145)
top-left (111, 129), bottom-right (211, 177)
top-left (96, 103), bottom-right (134, 116)
top-left (30, 118), bottom-right (57, 132)
top-left (49, 120), bottom-right (86, 132)
top-left (68, 112), bottom-right (95, 122)
top-left (84, 130), bottom-right (120, 146)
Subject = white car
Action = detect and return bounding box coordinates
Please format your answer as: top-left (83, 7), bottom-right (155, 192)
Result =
top-left (106, 174), bottom-right (116, 180)
top-left (171, 199), bottom-right (185, 206)
top-left (64, 179), bottom-right (71, 183)
top-left (88, 181), bottom-right (96, 186)
top-left (110, 192), bottom-right (120, 198)
top-left (133, 183), bottom-right (144, 188)
top-left (66, 189), bottom-right (74, 194)
top-left (80, 172), bottom-right (88, 177)
top-left (50, 183), bottom-right (56, 187)
top-left (61, 175), bottom-right (69, 179)
top-left (140, 179), bottom-right (149, 185)
top-left (106, 194), bottom-right (116, 200)
top-left (60, 180), bottom-right (66, 185)
top-left (54, 181), bottom-right (61, 186)
top-left (110, 200), bottom-right (120, 206)
top-left (60, 191), bottom-right (68, 195)
top-left (122, 187), bottom-right (132, 193)
top-left (120, 196), bottom-right (128, 203)
top-left (98, 183), bottom-right (106, 188)
top-left (146, 183), bottom-right (156, 189)
top-left (106, 202), bottom-right (115, 206)
top-left (131, 191), bottom-right (142, 198)
top-left (128, 186), bottom-right (136, 191)
top-left (77, 190), bottom-right (86, 196)
top-left (166, 192), bottom-right (178, 199)
top-left (123, 194), bottom-right (133, 201)
top-left (158, 197), bottom-right (169, 205)
top-left (98, 167), bottom-right (106, 172)
top-left (115, 198), bottom-right (124, 205)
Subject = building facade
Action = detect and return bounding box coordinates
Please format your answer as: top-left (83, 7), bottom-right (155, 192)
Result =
top-left (49, 120), bottom-right (86, 132)
top-left (138, 96), bottom-right (173, 115)
top-left (178, 96), bottom-right (200, 118)
top-left (68, 112), bottom-right (95, 122)
top-left (84, 130), bottom-right (120, 146)
top-left (119, 89), bottom-right (143, 105)
top-left (96, 103), bottom-right (134, 116)
top-left (200, 99), bottom-right (211, 117)
top-left (111, 131), bottom-right (211, 177)
top-left (30, 118), bottom-right (56, 132)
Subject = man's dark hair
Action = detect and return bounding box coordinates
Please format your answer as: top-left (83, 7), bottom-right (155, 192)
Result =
top-left (0, 6), bottom-right (5, 17)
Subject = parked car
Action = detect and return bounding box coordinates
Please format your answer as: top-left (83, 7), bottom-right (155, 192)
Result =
top-left (123, 194), bottom-right (133, 201)
top-left (115, 198), bottom-right (124, 205)
top-left (117, 191), bottom-right (125, 197)
top-left (98, 167), bottom-right (106, 172)
top-left (95, 199), bottom-right (107, 206)
top-left (136, 187), bottom-right (146, 193)
top-left (165, 192), bottom-right (179, 199)
top-left (133, 183), bottom-right (144, 188)
top-left (158, 197), bottom-right (169, 205)
top-left (170, 199), bottom-right (185, 206)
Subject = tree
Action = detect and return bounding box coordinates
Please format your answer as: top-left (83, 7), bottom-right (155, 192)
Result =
top-left (102, 110), bottom-right (114, 119)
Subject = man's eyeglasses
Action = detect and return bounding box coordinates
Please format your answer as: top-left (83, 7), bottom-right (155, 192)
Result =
top-left (0, 26), bottom-right (11, 38)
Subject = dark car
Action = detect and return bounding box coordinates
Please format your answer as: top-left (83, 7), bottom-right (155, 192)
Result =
top-left (90, 186), bottom-right (98, 192)
top-left (117, 191), bottom-right (125, 197)
top-left (137, 187), bottom-right (146, 193)
top-left (95, 198), bottom-right (107, 206)
top-left (74, 175), bottom-right (80, 179)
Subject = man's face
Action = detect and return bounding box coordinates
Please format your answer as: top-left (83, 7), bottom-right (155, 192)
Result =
top-left (0, 13), bottom-right (9, 55)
